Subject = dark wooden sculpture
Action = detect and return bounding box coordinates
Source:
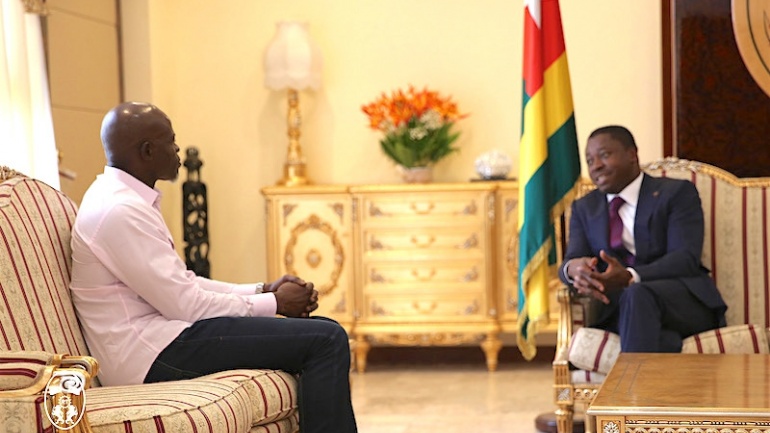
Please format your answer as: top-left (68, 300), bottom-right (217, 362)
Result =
top-left (182, 147), bottom-right (210, 278)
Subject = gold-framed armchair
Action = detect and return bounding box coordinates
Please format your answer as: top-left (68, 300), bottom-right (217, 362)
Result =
top-left (551, 158), bottom-right (770, 433)
top-left (0, 167), bottom-right (300, 432)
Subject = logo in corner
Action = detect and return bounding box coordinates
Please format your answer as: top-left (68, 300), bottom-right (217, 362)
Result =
top-left (44, 370), bottom-right (87, 430)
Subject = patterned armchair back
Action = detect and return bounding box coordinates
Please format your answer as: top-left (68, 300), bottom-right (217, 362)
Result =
top-left (642, 158), bottom-right (770, 329)
top-left (0, 170), bottom-right (91, 356)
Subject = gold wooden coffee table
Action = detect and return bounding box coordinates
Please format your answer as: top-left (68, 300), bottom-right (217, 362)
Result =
top-left (587, 353), bottom-right (770, 433)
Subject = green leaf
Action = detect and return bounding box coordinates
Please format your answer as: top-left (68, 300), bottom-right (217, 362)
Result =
top-left (378, 120), bottom-right (461, 168)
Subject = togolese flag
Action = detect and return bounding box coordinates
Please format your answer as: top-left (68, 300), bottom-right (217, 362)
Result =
top-left (517, 0), bottom-right (580, 360)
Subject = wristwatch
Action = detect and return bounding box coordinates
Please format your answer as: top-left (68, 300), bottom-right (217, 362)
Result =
top-left (255, 282), bottom-right (265, 294)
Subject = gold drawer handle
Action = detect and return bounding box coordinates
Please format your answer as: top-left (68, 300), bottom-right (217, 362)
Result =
top-left (411, 268), bottom-right (436, 281)
top-left (410, 235), bottom-right (435, 248)
top-left (410, 202), bottom-right (435, 214)
top-left (412, 301), bottom-right (437, 314)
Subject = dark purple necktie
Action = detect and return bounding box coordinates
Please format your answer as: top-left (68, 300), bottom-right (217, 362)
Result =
top-left (609, 196), bottom-right (635, 265)
top-left (609, 196), bottom-right (625, 251)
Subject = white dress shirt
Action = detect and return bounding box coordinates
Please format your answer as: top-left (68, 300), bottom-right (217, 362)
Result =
top-left (563, 172), bottom-right (644, 284)
top-left (70, 166), bottom-right (276, 385)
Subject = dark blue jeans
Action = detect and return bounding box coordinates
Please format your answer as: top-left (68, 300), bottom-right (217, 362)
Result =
top-left (144, 316), bottom-right (356, 433)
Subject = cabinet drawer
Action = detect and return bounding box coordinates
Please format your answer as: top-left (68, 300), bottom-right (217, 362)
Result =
top-left (363, 226), bottom-right (484, 256)
top-left (360, 192), bottom-right (486, 225)
top-left (364, 260), bottom-right (484, 288)
top-left (362, 293), bottom-right (486, 321)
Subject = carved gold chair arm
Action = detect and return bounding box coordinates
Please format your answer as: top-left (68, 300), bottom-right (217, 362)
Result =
top-left (554, 285), bottom-right (575, 364)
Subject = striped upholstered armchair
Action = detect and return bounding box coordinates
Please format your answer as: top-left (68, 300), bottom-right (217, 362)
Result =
top-left (553, 158), bottom-right (770, 433)
top-left (0, 167), bottom-right (299, 432)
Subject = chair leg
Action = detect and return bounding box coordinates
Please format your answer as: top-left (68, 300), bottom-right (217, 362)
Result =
top-left (556, 406), bottom-right (574, 433)
top-left (583, 409), bottom-right (596, 433)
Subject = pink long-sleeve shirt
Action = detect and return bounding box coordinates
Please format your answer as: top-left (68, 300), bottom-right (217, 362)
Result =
top-left (70, 166), bottom-right (276, 386)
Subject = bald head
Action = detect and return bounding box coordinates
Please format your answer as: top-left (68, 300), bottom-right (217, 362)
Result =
top-left (100, 102), bottom-right (181, 187)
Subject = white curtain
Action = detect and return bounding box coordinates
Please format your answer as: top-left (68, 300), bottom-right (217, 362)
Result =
top-left (0, 0), bottom-right (58, 189)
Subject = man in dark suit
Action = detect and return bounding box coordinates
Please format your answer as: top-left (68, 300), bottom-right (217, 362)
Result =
top-left (559, 125), bottom-right (726, 352)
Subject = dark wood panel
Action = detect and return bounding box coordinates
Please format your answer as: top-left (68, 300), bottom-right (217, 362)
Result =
top-left (663, 0), bottom-right (770, 177)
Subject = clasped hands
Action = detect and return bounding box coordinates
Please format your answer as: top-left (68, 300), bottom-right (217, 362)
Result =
top-left (265, 275), bottom-right (319, 318)
top-left (567, 250), bottom-right (633, 304)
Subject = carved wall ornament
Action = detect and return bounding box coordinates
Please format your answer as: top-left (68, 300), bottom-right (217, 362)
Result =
top-left (284, 214), bottom-right (344, 295)
top-left (733, 0), bottom-right (770, 98)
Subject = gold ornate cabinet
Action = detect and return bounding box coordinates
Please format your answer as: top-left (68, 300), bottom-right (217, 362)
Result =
top-left (262, 181), bottom-right (551, 372)
top-left (261, 185), bottom-right (356, 332)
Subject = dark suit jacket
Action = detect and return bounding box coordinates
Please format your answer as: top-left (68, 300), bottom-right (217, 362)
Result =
top-left (559, 174), bottom-right (727, 325)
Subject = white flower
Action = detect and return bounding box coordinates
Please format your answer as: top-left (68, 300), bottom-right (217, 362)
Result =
top-left (420, 110), bottom-right (443, 130)
top-left (409, 126), bottom-right (428, 140)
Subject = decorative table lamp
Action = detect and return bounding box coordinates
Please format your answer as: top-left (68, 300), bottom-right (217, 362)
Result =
top-left (264, 21), bottom-right (323, 186)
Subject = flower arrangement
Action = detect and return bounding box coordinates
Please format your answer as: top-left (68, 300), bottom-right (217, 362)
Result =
top-left (361, 86), bottom-right (465, 169)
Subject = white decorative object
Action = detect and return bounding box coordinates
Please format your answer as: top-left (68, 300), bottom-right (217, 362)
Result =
top-left (474, 150), bottom-right (512, 180)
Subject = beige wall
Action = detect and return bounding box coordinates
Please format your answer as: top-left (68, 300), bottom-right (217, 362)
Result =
top-left (120, 0), bottom-right (663, 284)
top-left (47, 0), bottom-right (120, 203)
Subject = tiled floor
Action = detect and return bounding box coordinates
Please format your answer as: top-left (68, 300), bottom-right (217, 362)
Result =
top-left (351, 358), bottom-right (556, 433)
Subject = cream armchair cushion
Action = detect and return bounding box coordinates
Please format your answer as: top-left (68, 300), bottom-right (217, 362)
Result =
top-left (681, 324), bottom-right (770, 354)
top-left (568, 323), bottom-right (769, 379)
top-left (567, 328), bottom-right (620, 375)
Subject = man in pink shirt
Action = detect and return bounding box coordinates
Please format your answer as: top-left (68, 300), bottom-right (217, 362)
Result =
top-left (70, 101), bottom-right (357, 433)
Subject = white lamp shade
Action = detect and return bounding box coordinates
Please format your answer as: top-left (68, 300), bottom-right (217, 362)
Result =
top-left (264, 21), bottom-right (323, 91)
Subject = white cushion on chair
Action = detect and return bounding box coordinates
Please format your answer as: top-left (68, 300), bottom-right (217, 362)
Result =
top-left (567, 328), bottom-right (621, 375)
top-left (681, 324), bottom-right (770, 354)
top-left (570, 369), bottom-right (607, 385)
